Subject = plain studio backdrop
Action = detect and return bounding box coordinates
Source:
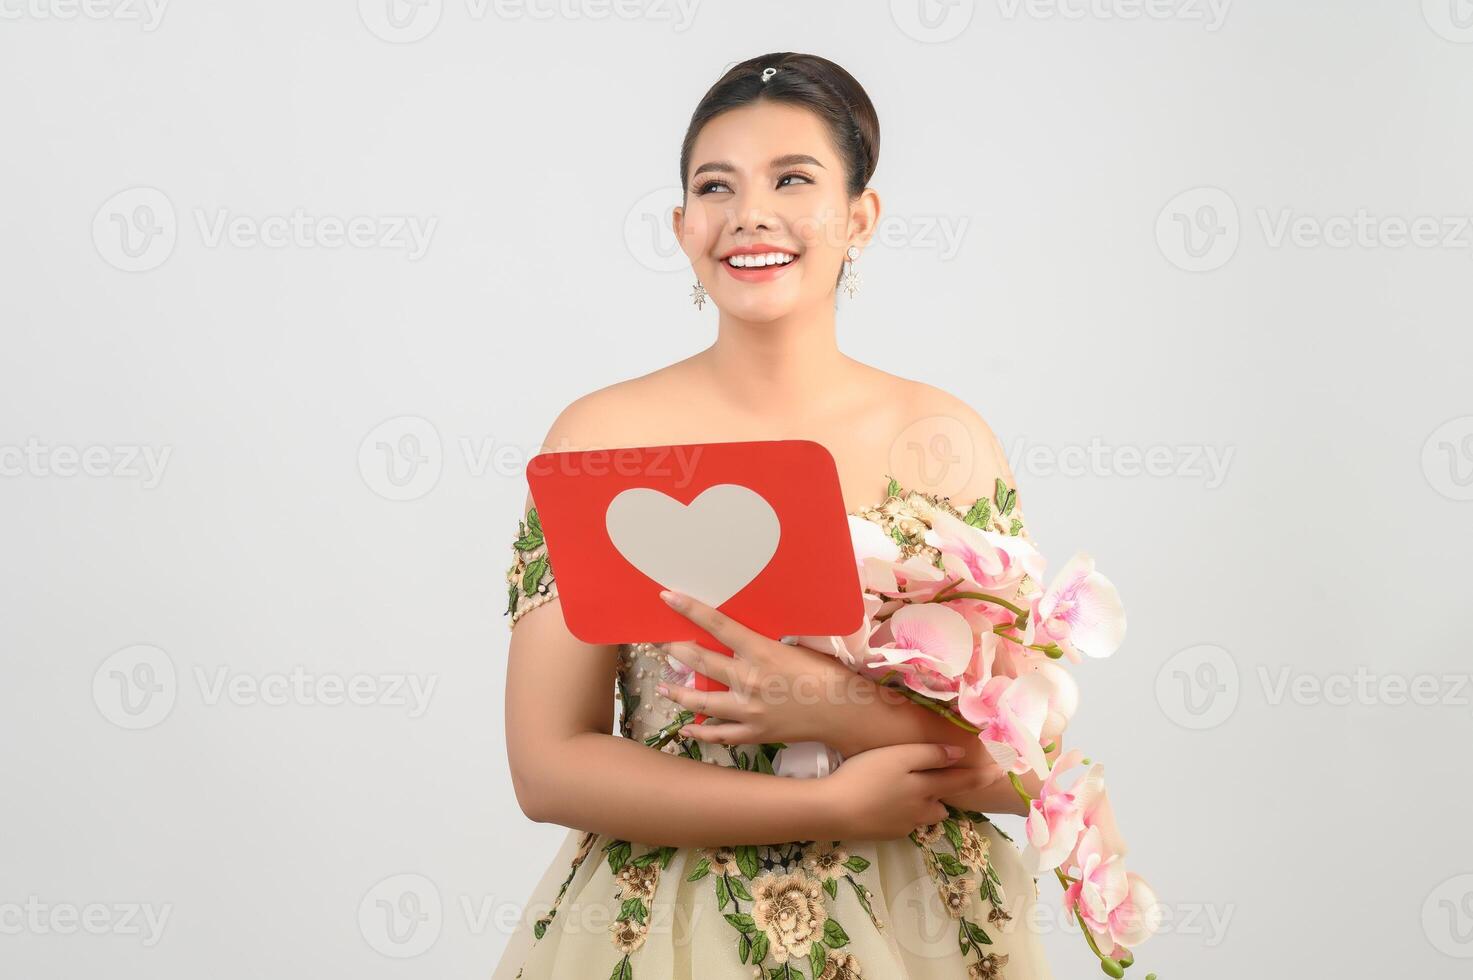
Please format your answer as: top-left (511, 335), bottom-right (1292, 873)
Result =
top-left (3, 2), bottom-right (1471, 977)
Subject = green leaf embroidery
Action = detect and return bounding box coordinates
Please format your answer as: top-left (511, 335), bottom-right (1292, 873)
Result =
top-left (962, 498), bottom-right (992, 528)
top-left (724, 912), bottom-right (756, 933)
top-left (993, 477), bottom-right (1008, 510)
top-left (506, 580), bottom-right (518, 615)
top-left (749, 931), bottom-right (770, 963)
top-left (822, 918), bottom-right (850, 948)
top-left (965, 917), bottom-right (994, 946)
top-left (842, 855), bottom-right (870, 874)
top-left (608, 954), bottom-right (632, 980)
top-left (728, 876), bottom-right (754, 901)
top-left (823, 877), bottom-right (838, 900)
top-left (1009, 517), bottom-right (1024, 536)
top-left (942, 819), bottom-right (964, 851)
top-left (809, 939), bottom-right (827, 977)
top-left (739, 931), bottom-right (753, 963)
top-left (603, 840), bottom-right (631, 874)
top-left (886, 475), bottom-right (901, 498)
top-left (735, 845), bottom-right (761, 879)
top-left (1001, 487), bottom-right (1016, 516)
top-left (936, 852), bottom-right (968, 877)
top-left (532, 917), bottom-right (548, 939)
top-left (686, 859), bottom-right (710, 882)
top-left (521, 554), bottom-right (548, 597)
top-left (716, 875), bottom-right (731, 910)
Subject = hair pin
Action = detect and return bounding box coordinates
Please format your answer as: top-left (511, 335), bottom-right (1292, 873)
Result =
top-left (760, 66), bottom-right (777, 83)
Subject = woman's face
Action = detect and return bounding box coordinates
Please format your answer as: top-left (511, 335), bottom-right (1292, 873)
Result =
top-left (674, 100), bottom-right (878, 322)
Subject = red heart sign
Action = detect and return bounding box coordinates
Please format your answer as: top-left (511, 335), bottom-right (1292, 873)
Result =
top-left (525, 439), bottom-right (865, 714)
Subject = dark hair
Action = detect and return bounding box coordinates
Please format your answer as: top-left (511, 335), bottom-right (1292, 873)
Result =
top-left (678, 53), bottom-right (880, 201)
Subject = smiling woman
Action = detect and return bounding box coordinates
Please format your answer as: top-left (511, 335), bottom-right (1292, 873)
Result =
top-left (494, 52), bottom-right (1059, 980)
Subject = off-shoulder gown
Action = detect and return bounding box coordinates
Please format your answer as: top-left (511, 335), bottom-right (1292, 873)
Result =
top-left (493, 481), bottom-right (1054, 980)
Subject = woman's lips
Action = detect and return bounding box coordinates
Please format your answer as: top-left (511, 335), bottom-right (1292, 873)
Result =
top-left (720, 253), bottom-right (799, 283)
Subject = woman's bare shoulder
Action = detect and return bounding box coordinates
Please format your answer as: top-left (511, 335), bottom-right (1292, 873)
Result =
top-left (520, 370), bottom-right (683, 514)
top-left (891, 379), bottom-right (1017, 500)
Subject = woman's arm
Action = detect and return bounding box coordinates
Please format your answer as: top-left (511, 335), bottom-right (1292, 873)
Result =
top-left (822, 677), bottom-right (1063, 816)
top-left (506, 597), bottom-right (830, 847)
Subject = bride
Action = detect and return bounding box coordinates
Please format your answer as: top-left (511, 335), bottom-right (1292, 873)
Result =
top-left (495, 52), bottom-right (1063, 980)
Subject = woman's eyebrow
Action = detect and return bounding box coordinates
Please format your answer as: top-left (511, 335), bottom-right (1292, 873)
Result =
top-left (690, 154), bottom-right (826, 180)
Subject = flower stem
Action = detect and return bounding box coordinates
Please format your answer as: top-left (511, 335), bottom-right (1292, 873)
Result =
top-left (935, 589), bottom-right (1029, 617)
top-left (875, 671), bottom-right (981, 733)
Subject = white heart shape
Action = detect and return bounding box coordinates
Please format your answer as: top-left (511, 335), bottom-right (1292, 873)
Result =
top-left (605, 484), bottom-right (780, 608)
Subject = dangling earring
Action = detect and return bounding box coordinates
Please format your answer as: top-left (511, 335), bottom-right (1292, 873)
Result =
top-left (690, 278), bottom-right (708, 310)
top-left (839, 245), bottom-right (862, 299)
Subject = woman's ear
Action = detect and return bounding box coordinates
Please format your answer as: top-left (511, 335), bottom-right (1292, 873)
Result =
top-left (848, 186), bottom-right (881, 251)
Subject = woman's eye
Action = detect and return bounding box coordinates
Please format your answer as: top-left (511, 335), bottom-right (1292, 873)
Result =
top-left (777, 171), bottom-right (815, 188)
top-left (694, 172), bottom-right (814, 195)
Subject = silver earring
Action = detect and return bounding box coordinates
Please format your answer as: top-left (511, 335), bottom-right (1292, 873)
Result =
top-left (839, 245), bottom-right (862, 299)
top-left (690, 278), bottom-right (708, 310)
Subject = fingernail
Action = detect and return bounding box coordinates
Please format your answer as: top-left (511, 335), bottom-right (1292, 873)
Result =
top-left (944, 744), bottom-right (964, 760)
top-left (656, 684), bottom-right (669, 697)
top-left (659, 589), bottom-right (682, 608)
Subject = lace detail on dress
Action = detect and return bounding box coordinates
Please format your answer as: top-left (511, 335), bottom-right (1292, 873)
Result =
top-left (505, 508), bottom-right (557, 629)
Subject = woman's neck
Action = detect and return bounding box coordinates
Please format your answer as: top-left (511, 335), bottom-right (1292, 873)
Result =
top-left (695, 308), bottom-right (864, 420)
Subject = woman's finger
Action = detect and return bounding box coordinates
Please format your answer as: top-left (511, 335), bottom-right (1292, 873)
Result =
top-left (663, 640), bottom-right (742, 688)
top-left (678, 721), bottom-right (757, 746)
top-left (656, 681), bottom-right (745, 720)
top-left (658, 589), bottom-right (757, 654)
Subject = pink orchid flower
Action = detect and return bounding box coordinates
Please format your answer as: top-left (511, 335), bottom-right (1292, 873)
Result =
top-left (1063, 826), bottom-right (1162, 951)
top-left (862, 603), bottom-right (974, 700)
top-left (1015, 657), bottom-right (1080, 726)
top-left (859, 553), bottom-right (953, 602)
top-left (925, 511), bottom-right (1046, 595)
top-left (1035, 553), bottom-right (1127, 662)
top-left (1072, 770), bottom-right (1129, 864)
top-left (958, 672), bottom-right (1051, 776)
top-left (1021, 748), bottom-right (1102, 874)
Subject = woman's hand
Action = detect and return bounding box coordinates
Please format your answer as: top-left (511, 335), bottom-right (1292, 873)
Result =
top-left (653, 588), bottom-right (890, 752)
top-left (822, 742), bottom-right (988, 838)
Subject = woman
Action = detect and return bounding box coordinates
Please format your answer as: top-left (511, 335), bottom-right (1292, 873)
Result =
top-left (496, 53), bottom-right (1063, 979)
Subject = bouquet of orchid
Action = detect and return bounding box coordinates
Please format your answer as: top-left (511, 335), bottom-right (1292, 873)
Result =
top-left (796, 479), bottom-right (1162, 978)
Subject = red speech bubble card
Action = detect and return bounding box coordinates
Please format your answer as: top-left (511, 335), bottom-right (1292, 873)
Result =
top-left (525, 439), bottom-right (864, 711)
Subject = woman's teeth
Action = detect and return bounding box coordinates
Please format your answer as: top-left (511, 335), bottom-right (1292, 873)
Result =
top-left (725, 252), bottom-right (796, 268)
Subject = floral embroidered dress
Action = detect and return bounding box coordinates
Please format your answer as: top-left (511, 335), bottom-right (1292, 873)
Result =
top-left (493, 481), bottom-right (1054, 980)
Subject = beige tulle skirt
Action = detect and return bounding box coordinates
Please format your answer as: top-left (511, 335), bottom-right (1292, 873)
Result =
top-left (492, 811), bottom-right (1054, 980)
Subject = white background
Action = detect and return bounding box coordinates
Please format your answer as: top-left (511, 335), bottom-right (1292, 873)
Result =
top-left (3, 1), bottom-right (1473, 977)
